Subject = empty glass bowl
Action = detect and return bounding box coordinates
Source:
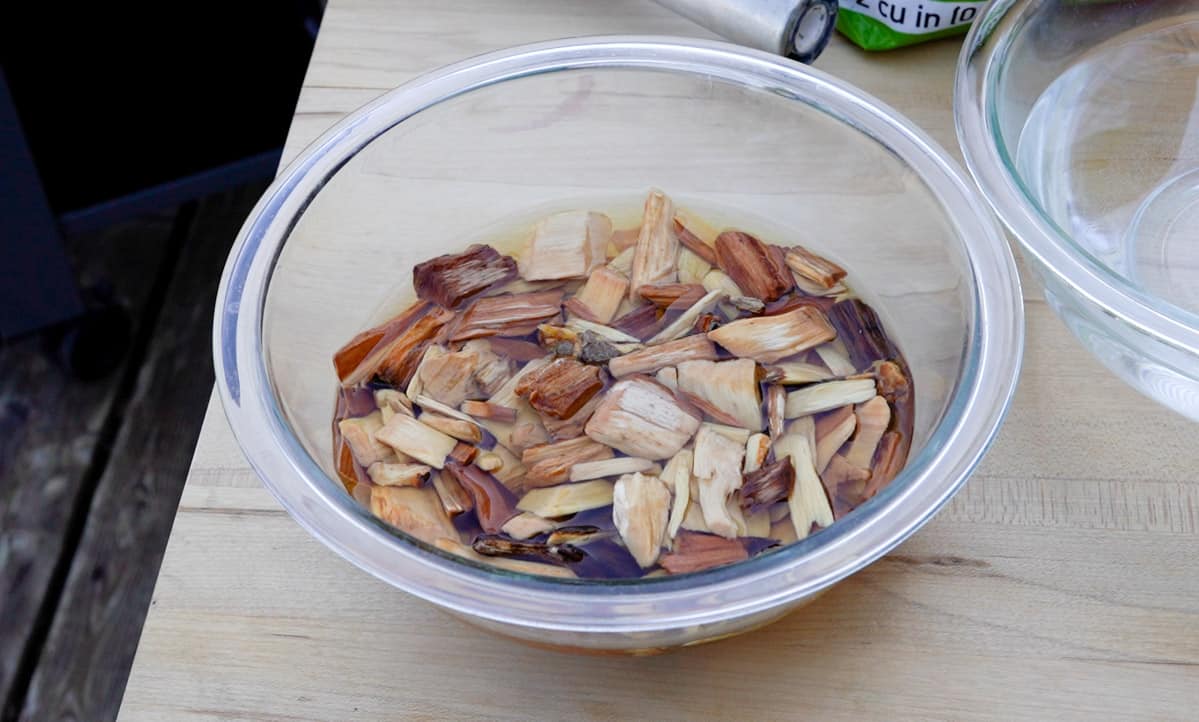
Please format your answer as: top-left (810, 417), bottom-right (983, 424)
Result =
top-left (957, 0), bottom-right (1199, 420)
top-left (215, 37), bottom-right (1023, 651)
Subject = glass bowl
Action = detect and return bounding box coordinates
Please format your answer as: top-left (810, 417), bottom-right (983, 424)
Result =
top-left (215, 37), bottom-right (1023, 652)
top-left (956, 1), bottom-right (1199, 421)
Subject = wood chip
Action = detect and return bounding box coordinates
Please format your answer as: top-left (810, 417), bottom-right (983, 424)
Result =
top-left (628, 189), bottom-right (680, 299)
top-left (541, 391), bottom-right (602, 442)
top-left (471, 357), bottom-right (551, 453)
top-left (672, 217), bottom-right (718, 266)
top-left (821, 454), bottom-right (872, 519)
top-left (521, 436), bottom-right (614, 488)
top-left (374, 413), bottom-right (457, 469)
top-left (659, 532), bottom-right (748, 574)
top-left (691, 424), bottom-right (746, 538)
top-left (516, 480), bottom-right (615, 518)
top-left (366, 461), bottom-right (431, 487)
top-left (460, 400), bottom-right (518, 423)
top-left (474, 451), bottom-right (502, 472)
top-left (713, 231), bottom-right (794, 302)
top-left (369, 485), bottom-right (458, 546)
top-left (676, 358), bottom-right (762, 431)
top-left (608, 334), bottom-right (718, 377)
top-left (740, 457), bottom-right (795, 510)
top-left (655, 366), bottom-right (678, 391)
top-left (337, 302), bottom-right (455, 388)
top-left (501, 512), bottom-right (558, 540)
top-left (638, 283), bottom-right (706, 309)
top-left (337, 412), bottom-right (394, 467)
top-left (867, 430), bottom-right (904, 498)
top-left (766, 384), bottom-right (786, 439)
top-left (784, 378), bottom-right (878, 418)
top-left (450, 289), bottom-right (564, 341)
top-left (827, 298), bottom-right (897, 369)
top-left (613, 472), bottom-right (672, 568)
top-left (845, 396), bottom-right (891, 469)
top-left (565, 317), bottom-right (642, 344)
top-left (514, 356), bottom-right (604, 420)
top-left (431, 470), bottom-right (473, 516)
top-left (607, 246), bottom-right (636, 276)
top-left (570, 456), bottom-right (656, 482)
top-left (610, 304), bottom-right (660, 340)
top-left (646, 288), bottom-right (724, 344)
top-left (413, 244), bottom-right (519, 308)
top-left (435, 538), bottom-right (577, 579)
top-left (814, 406), bottom-right (857, 472)
top-left (815, 341), bottom-right (857, 376)
top-left (485, 337), bottom-right (548, 362)
top-left (444, 460), bottom-right (518, 533)
top-left (677, 247), bottom-right (712, 285)
top-left (784, 245), bottom-right (847, 290)
top-left (707, 307), bottom-right (835, 363)
top-left (763, 361), bottom-right (834, 385)
top-left (571, 266), bottom-right (629, 323)
top-left (419, 412), bottom-right (483, 443)
top-left (519, 210), bottom-right (612, 280)
top-left (662, 449), bottom-right (693, 542)
top-left (744, 433), bottom-right (772, 473)
top-left (774, 424), bottom-right (833, 540)
top-left (374, 388), bottom-right (414, 418)
top-left (584, 376), bottom-right (701, 459)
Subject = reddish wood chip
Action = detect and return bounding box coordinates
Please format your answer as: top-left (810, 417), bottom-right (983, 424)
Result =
top-left (713, 231), bottom-right (794, 302)
top-left (413, 244), bottom-right (518, 309)
top-left (514, 356), bottom-right (604, 420)
top-left (659, 532), bottom-right (749, 574)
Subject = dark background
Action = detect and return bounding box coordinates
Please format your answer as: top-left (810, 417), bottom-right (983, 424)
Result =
top-left (0, 4), bottom-right (323, 721)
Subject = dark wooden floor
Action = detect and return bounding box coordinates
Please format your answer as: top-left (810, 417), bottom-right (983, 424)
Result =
top-left (0, 182), bottom-right (267, 722)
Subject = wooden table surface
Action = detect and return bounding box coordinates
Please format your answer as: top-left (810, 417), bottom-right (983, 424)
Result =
top-left (120, 1), bottom-right (1199, 719)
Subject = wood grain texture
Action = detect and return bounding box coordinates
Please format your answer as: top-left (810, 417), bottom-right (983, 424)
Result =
top-left (15, 187), bottom-right (267, 722)
top-left (0, 213), bottom-right (173, 717)
top-left (119, 1), bottom-right (1199, 720)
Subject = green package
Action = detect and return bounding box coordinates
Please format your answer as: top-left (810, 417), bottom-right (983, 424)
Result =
top-left (836, 0), bottom-right (986, 50)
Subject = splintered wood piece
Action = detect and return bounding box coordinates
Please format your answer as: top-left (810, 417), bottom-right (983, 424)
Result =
top-left (766, 384), bottom-right (786, 439)
top-left (740, 457), bottom-right (795, 510)
top-left (867, 431), bottom-right (904, 498)
top-left (646, 288), bottom-right (726, 344)
top-left (514, 356), bottom-right (604, 420)
top-left (450, 289), bottom-right (564, 341)
top-left (431, 470), bottom-right (473, 517)
top-left (607, 246), bottom-right (636, 276)
top-left (521, 436), bottom-right (614, 488)
top-left (713, 231), bottom-right (795, 302)
top-left (337, 302), bottom-right (455, 388)
top-left (584, 376), bottom-right (701, 459)
top-left (337, 412), bottom-right (394, 467)
top-left (519, 210), bottom-right (613, 280)
top-left (501, 511), bottom-right (557, 540)
top-left (662, 449), bottom-right (693, 542)
top-left (516, 480), bottom-right (616, 518)
top-left (773, 427), bottom-right (834, 540)
top-left (629, 190), bottom-right (680, 298)
top-left (613, 472), bottom-right (672, 568)
top-left (873, 359), bottom-right (914, 463)
top-left (761, 291), bottom-right (836, 316)
top-left (815, 342), bottom-right (857, 376)
top-left (413, 344), bottom-right (484, 407)
top-left (676, 358), bottom-right (762, 431)
top-left (541, 391), bottom-right (602, 442)
top-left (485, 337), bottom-right (548, 362)
top-left (444, 460), bottom-right (518, 533)
top-left (763, 361), bottom-right (834, 385)
top-left (707, 307), bottom-right (835, 363)
top-left (672, 217), bottom-right (718, 265)
top-left (369, 485), bottom-right (458, 546)
top-left (821, 454), bottom-right (872, 519)
top-left (570, 456), bottom-right (656, 482)
top-left (474, 452), bottom-right (502, 472)
top-left (460, 400), bottom-right (518, 423)
top-left (784, 378), bottom-right (877, 418)
top-left (827, 298), bottom-right (897, 369)
top-left (608, 334), bottom-right (717, 377)
top-left (366, 461), bottom-right (431, 487)
top-left (571, 266), bottom-right (629, 324)
top-left (413, 244), bottom-right (519, 308)
top-left (638, 283), bottom-right (706, 310)
top-left (692, 424), bottom-right (747, 539)
top-left (744, 433), bottom-right (772, 473)
top-left (565, 318), bottom-right (642, 344)
top-left (678, 248), bottom-right (713, 285)
top-left (420, 412), bottom-right (483, 444)
top-left (659, 532), bottom-right (749, 574)
top-left (814, 405), bottom-right (857, 472)
top-left (374, 388), bottom-right (414, 421)
top-left (611, 304), bottom-right (661, 340)
top-left (784, 244), bottom-right (847, 290)
top-left (845, 396), bottom-right (891, 469)
top-left (655, 366), bottom-right (678, 391)
top-left (374, 413), bottom-right (457, 469)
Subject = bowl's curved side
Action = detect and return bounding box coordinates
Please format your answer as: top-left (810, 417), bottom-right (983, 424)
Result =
top-left (215, 36), bottom-right (1024, 649)
top-left (954, 1), bottom-right (1199, 421)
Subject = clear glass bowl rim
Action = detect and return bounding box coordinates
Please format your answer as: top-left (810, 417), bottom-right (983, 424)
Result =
top-left (214, 36), bottom-right (1024, 634)
top-left (954, 0), bottom-right (1199, 357)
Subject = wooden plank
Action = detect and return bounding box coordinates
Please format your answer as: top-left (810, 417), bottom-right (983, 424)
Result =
top-left (15, 185), bottom-right (267, 722)
top-left (119, 1), bottom-right (1199, 720)
top-left (0, 212), bottom-right (173, 718)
